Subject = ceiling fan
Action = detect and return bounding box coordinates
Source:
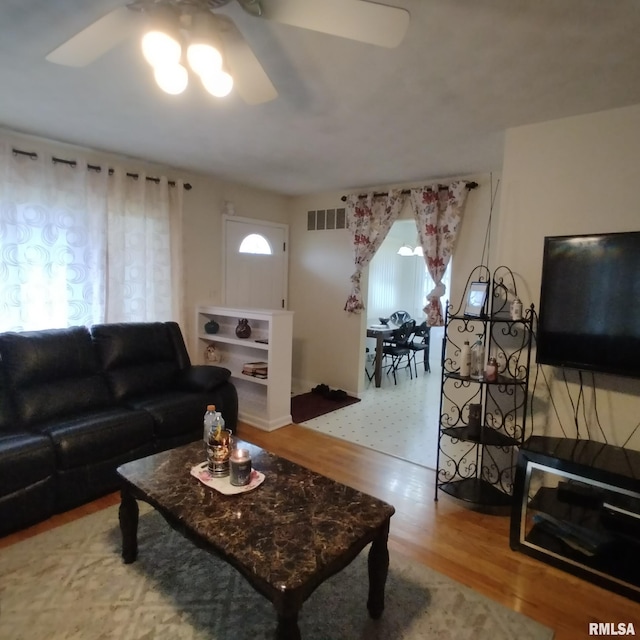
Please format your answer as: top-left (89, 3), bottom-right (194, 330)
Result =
top-left (46, 0), bottom-right (410, 105)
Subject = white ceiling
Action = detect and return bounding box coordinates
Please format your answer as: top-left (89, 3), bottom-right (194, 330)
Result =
top-left (1, 0), bottom-right (639, 196)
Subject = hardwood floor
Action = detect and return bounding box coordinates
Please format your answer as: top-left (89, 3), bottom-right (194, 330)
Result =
top-left (2, 422), bottom-right (638, 639)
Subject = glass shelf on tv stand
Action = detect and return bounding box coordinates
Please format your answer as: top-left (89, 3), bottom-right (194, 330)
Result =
top-left (510, 436), bottom-right (640, 602)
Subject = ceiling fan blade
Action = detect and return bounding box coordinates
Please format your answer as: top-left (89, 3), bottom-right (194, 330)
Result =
top-left (260, 0), bottom-right (410, 49)
top-left (46, 6), bottom-right (140, 67)
top-left (216, 15), bottom-right (278, 105)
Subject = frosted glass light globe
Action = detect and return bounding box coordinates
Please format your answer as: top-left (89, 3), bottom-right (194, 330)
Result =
top-left (201, 70), bottom-right (233, 97)
top-left (187, 43), bottom-right (223, 77)
top-left (154, 63), bottom-right (188, 95)
top-left (142, 30), bottom-right (181, 68)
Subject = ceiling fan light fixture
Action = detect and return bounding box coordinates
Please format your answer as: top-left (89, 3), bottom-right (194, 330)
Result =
top-left (201, 69), bottom-right (234, 98)
top-left (142, 30), bottom-right (182, 68)
top-left (153, 62), bottom-right (188, 95)
top-left (187, 43), bottom-right (223, 77)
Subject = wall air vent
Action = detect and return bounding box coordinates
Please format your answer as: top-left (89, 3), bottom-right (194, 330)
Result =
top-left (307, 208), bottom-right (346, 231)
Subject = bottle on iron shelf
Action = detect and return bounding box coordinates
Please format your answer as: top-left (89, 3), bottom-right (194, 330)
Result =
top-left (485, 356), bottom-right (498, 382)
top-left (510, 297), bottom-right (523, 321)
top-left (470, 335), bottom-right (485, 380)
top-left (459, 340), bottom-right (471, 378)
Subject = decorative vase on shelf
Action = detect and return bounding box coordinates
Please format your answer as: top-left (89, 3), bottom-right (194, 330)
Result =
top-left (235, 318), bottom-right (251, 339)
top-left (204, 319), bottom-right (219, 334)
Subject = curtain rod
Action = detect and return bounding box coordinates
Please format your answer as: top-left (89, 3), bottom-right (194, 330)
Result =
top-left (11, 148), bottom-right (192, 191)
top-left (340, 180), bottom-right (478, 202)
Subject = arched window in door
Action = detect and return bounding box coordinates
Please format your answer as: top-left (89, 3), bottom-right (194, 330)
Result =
top-left (239, 233), bottom-right (272, 255)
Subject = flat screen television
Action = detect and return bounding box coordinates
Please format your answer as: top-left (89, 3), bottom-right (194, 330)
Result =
top-left (536, 231), bottom-right (640, 378)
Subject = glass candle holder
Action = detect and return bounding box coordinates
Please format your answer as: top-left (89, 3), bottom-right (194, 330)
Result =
top-left (230, 448), bottom-right (252, 486)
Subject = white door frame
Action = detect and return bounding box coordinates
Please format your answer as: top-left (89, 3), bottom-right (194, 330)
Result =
top-left (222, 214), bottom-right (289, 309)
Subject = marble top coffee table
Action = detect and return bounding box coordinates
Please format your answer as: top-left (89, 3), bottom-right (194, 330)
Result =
top-left (116, 439), bottom-right (395, 640)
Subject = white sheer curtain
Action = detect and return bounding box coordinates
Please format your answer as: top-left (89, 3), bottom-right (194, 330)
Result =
top-left (106, 168), bottom-right (184, 324)
top-left (0, 136), bottom-right (183, 332)
top-left (0, 141), bottom-right (107, 331)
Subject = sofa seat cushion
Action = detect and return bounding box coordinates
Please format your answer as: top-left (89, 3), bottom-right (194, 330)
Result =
top-left (127, 391), bottom-right (210, 440)
top-left (33, 408), bottom-right (155, 469)
top-left (0, 431), bottom-right (56, 495)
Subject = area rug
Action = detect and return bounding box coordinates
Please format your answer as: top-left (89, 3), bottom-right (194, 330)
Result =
top-left (0, 505), bottom-right (553, 640)
top-left (291, 391), bottom-right (361, 424)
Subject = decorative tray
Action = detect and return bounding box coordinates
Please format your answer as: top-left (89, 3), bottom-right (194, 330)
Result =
top-left (190, 462), bottom-right (265, 495)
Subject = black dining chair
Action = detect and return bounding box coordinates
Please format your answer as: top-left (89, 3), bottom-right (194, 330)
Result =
top-left (408, 321), bottom-right (431, 375)
top-left (382, 320), bottom-right (415, 384)
top-left (389, 310), bottom-right (412, 326)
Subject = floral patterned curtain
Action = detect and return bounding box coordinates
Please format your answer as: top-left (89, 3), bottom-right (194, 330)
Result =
top-left (344, 188), bottom-right (406, 313)
top-left (409, 181), bottom-right (469, 326)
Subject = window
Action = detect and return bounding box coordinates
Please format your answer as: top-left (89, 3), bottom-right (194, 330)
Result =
top-left (0, 142), bottom-right (182, 331)
top-left (239, 233), bottom-right (272, 255)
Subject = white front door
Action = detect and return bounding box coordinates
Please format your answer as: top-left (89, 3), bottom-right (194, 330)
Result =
top-left (223, 216), bottom-right (288, 310)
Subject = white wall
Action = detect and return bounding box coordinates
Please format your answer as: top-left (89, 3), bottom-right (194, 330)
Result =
top-left (495, 103), bottom-right (640, 450)
top-left (287, 189), bottom-right (359, 395)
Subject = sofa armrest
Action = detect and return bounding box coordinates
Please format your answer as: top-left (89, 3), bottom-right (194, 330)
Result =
top-left (179, 366), bottom-right (231, 392)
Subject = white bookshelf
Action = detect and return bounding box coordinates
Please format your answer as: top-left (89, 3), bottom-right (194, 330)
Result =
top-left (195, 306), bottom-right (294, 431)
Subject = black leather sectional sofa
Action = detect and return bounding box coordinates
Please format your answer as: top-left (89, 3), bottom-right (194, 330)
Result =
top-left (0, 321), bottom-right (238, 537)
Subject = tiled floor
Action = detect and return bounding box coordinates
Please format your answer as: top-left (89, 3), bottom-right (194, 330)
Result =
top-left (300, 348), bottom-right (442, 470)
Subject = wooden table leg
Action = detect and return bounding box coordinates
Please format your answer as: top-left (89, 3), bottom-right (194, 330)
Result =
top-left (275, 611), bottom-right (301, 640)
top-left (119, 487), bottom-right (139, 564)
top-left (367, 518), bottom-right (390, 619)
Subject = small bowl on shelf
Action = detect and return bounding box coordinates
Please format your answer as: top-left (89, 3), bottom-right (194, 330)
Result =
top-left (379, 317), bottom-right (390, 326)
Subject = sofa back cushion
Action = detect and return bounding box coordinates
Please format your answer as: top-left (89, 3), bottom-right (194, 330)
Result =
top-left (0, 326), bottom-right (112, 427)
top-left (91, 322), bottom-right (183, 401)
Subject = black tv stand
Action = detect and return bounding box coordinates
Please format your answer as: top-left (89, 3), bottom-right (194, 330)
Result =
top-left (510, 436), bottom-right (640, 602)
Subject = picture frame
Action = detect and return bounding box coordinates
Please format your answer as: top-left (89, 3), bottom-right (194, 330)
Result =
top-left (464, 281), bottom-right (489, 317)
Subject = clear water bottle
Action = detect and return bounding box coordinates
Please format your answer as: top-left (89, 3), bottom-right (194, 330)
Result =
top-left (206, 409), bottom-right (231, 477)
top-left (470, 336), bottom-right (485, 380)
top-left (203, 404), bottom-right (217, 452)
top-left (213, 409), bottom-right (226, 437)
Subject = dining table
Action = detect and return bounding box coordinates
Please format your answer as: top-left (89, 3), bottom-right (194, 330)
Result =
top-left (366, 324), bottom-right (395, 387)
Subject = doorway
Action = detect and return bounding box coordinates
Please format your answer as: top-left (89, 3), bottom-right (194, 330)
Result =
top-left (365, 219), bottom-right (449, 377)
top-left (223, 216), bottom-right (288, 310)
